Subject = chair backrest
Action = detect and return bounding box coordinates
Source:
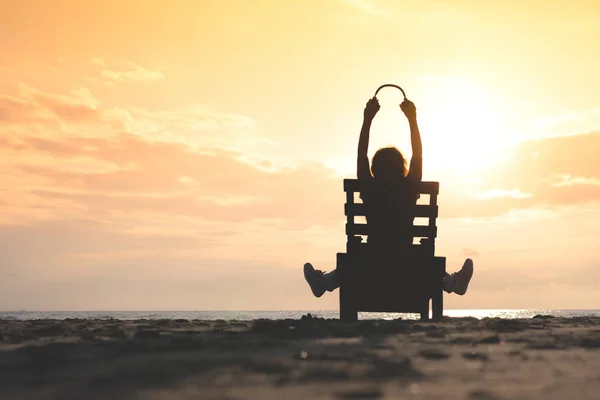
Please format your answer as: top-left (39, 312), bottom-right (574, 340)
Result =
top-left (343, 179), bottom-right (440, 254)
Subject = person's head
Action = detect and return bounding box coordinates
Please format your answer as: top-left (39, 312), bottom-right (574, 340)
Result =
top-left (371, 146), bottom-right (407, 180)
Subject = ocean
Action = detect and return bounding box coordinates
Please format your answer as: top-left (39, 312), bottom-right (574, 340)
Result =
top-left (1, 309), bottom-right (600, 321)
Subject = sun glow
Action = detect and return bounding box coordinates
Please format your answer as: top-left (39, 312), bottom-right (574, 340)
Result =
top-left (361, 79), bottom-right (508, 179)
top-left (421, 80), bottom-right (507, 174)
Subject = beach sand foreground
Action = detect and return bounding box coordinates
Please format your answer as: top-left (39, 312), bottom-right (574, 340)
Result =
top-left (1, 316), bottom-right (600, 399)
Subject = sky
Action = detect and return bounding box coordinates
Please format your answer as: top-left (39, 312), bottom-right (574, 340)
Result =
top-left (1, 0), bottom-right (600, 311)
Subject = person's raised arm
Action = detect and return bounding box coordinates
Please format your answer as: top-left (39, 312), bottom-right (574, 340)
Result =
top-left (357, 97), bottom-right (380, 180)
top-left (401, 99), bottom-right (422, 182)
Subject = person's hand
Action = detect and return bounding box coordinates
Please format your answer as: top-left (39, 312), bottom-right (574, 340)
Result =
top-left (400, 99), bottom-right (417, 121)
top-left (363, 97), bottom-right (380, 121)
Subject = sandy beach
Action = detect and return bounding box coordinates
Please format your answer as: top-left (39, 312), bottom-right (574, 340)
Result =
top-left (1, 315), bottom-right (600, 399)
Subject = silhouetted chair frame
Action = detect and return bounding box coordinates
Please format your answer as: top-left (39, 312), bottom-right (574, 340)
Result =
top-left (337, 179), bottom-right (446, 322)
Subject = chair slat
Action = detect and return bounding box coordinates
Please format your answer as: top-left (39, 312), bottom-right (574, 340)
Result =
top-left (346, 223), bottom-right (437, 238)
top-left (345, 203), bottom-right (438, 218)
top-left (344, 179), bottom-right (439, 195)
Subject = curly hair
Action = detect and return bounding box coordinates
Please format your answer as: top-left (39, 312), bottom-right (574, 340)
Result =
top-left (371, 146), bottom-right (407, 178)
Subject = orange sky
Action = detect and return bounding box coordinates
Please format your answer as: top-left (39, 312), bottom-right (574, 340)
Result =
top-left (1, 0), bottom-right (600, 311)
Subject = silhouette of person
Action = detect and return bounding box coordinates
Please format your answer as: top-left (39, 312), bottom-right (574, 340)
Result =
top-left (304, 97), bottom-right (474, 297)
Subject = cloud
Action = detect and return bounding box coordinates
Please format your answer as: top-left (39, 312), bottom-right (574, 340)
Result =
top-left (1, 80), bottom-right (260, 153)
top-left (475, 189), bottom-right (533, 200)
top-left (0, 85), bottom-right (98, 125)
top-left (102, 105), bottom-right (255, 148)
top-left (91, 58), bottom-right (165, 83)
top-left (90, 58), bottom-right (107, 67)
top-left (532, 107), bottom-right (600, 128)
top-left (550, 175), bottom-right (600, 187)
top-left (7, 133), bottom-right (340, 228)
top-left (440, 131), bottom-right (600, 218)
top-left (0, 83), bottom-right (340, 232)
top-left (489, 131), bottom-right (600, 195)
top-left (101, 64), bottom-right (164, 82)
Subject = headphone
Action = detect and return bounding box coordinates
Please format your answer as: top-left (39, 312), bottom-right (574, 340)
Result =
top-left (373, 84), bottom-right (407, 102)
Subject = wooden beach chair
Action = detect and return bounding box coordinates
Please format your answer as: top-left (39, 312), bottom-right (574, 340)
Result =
top-left (337, 179), bottom-right (446, 322)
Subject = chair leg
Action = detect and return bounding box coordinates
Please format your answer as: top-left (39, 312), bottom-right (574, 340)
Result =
top-left (432, 256), bottom-right (445, 321)
top-left (338, 253), bottom-right (358, 322)
top-left (420, 299), bottom-right (430, 321)
top-left (432, 291), bottom-right (443, 321)
top-left (340, 286), bottom-right (358, 322)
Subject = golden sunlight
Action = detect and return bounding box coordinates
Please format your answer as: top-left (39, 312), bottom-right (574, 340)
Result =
top-left (3, 0), bottom-right (600, 320)
top-left (351, 79), bottom-right (507, 179)
top-left (419, 79), bottom-right (506, 174)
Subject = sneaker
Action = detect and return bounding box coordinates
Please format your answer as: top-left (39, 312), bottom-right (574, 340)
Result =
top-left (451, 258), bottom-right (474, 295)
top-left (303, 263), bottom-right (326, 298)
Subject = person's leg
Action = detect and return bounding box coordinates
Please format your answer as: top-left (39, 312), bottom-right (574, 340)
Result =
top-left (303, 263), bottom-right (340, 298)
top-left (443, 258), bottom-right (474, 295)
